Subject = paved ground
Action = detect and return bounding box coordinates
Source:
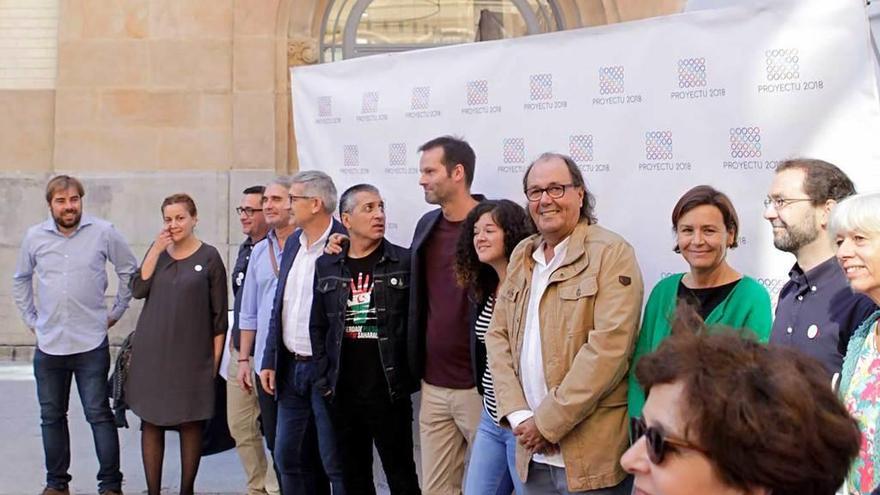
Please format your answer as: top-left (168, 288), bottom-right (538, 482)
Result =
top-left (0, 362), bottom-right (406, 495)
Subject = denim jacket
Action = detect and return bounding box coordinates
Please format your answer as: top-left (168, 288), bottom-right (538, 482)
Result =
top-left (310, 238), bottom-right (416, 401)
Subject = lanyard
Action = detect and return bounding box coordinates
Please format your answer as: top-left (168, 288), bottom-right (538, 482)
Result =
top-left (267, 237), bottom-right (280, 279)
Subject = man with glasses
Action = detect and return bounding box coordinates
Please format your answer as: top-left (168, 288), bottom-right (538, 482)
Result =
top-left (227, 185), bottom-right (276, 495)
top-left (486, 153), bottom-right (643, 494)
top-left (260, 171), bottom-right (346, 495)
top-left (764, 158), bottom-right (876, 378)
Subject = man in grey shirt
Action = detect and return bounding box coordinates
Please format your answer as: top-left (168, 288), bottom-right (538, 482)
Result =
top-left (12, 175), bottom-right (138, 495)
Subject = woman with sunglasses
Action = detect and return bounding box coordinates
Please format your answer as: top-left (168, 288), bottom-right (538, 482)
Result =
top-left (628, 185), bottom-right (772, 418)
top-left (622, 305), bottom-right (859, 495)
top-left (453, 199), bottom-right (533, 494)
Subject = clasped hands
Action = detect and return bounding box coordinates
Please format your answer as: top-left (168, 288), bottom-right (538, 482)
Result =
top-left (514, 417), bottom-right (559, 456)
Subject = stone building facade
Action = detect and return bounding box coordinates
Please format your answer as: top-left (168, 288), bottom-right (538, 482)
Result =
top-left (0, 0), bottom-right (683, 354)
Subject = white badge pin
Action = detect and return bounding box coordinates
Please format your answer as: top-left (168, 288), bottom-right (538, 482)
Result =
top-left (807, 324), bottom-right (818, 339)
top-left (195, 264), bottom-right (203, 272)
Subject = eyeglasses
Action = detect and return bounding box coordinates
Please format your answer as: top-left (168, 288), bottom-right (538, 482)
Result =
top-left (631, 417), bottom-right (706, 464)
top-left (524, 183), bottom-right (576, 202)
top-left (235, 207), bottom-right (263, 217)
top-left (763, 196), bottom-right (812, 210)
top-left (289, 194), bottom-right (315, 203)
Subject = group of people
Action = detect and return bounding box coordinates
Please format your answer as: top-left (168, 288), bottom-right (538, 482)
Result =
top-left (11, 135), bottom-right (880, 495)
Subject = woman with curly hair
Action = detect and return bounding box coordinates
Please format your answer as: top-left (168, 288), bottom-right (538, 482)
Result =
top-left (622, 304), bottom-right (859, 495)
top-left (454, 199), bottom-right (534, 494)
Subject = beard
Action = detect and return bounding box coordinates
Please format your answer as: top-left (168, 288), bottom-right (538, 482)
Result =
top-left (53, 208), bottom-right (82, 230)
top-left (423, 189), bottom-right (441, 205)
top-left (772, 218), bottom-right (820, 253)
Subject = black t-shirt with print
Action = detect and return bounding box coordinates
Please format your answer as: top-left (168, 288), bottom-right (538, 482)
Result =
top-left (338, 247), bottom-right (386, 401)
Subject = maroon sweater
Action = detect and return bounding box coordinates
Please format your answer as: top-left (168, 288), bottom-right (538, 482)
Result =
top-left (422, 217), bottom-right (474, 389)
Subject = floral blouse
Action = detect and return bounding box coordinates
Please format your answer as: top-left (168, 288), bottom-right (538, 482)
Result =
top-left (844, 322), bottom-right (880, 494)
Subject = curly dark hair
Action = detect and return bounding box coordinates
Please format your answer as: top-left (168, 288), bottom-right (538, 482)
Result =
top-left (635, 304), bottom-right (860, 495)
top-left (454, 200), bottom-right (534, 302)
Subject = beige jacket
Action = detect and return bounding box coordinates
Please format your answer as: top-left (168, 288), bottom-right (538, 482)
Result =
top-left (486, 220), bottom-right (643, 492)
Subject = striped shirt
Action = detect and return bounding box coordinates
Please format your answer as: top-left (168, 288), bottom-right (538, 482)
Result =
top-left (475, 295), bottom-right (500, 424)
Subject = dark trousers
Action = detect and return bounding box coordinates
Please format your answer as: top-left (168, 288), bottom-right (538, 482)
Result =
top-left (332, 389), bottom-right (420, 495)
top-left (256, 370), bottom-right (283, 493)
top-left (275, 358), bottom-right (345, 495)
top-left (521, 463), bottom-right (633, 495)
top-left (33, 344), bottom-right (122, 492)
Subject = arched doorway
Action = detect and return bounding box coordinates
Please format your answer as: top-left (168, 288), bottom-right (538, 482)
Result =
top-left (321, 0), bottom-right (564, 61)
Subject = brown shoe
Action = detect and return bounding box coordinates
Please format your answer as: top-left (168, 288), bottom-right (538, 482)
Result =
top-left (40, 487), bottom-right (70, 495)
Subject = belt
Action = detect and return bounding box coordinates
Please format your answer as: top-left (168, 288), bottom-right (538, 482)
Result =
top-left (293, 353), bottom-right (313, 362)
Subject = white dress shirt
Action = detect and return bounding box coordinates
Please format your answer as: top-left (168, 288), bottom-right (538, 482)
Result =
top-left (508, 236), bottom-right (571, 467)
top-left (281, 222), bottom-right (332, 356)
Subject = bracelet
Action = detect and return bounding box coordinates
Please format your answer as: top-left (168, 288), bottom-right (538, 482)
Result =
top-left (237, 358), bottom-right (249, 362)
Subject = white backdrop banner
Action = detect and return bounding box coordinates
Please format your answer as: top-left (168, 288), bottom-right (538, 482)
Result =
top-left (291, 0), bottom-right (880, 301)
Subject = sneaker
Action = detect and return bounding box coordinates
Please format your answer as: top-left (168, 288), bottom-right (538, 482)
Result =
top-left (40, 488), bottom-right (70, 495)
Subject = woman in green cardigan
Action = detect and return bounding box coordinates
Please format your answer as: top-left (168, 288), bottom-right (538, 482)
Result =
top-left (628, 185), bottom-right (772, 418)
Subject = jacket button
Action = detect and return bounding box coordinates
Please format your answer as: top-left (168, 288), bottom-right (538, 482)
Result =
top-left (390, 277), bottom-right (398, 285)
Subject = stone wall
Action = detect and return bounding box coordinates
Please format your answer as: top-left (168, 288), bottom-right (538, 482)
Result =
top-left (0, 0), bottom-right (284, 355)
top-left (0, 0), bottom-right (684, 354)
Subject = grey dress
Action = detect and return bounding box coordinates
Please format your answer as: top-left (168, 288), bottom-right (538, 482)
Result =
top-left (127, 243), bottom-right (228, 426)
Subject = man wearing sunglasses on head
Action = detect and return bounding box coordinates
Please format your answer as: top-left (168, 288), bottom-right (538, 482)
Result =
top-left (763, 159), bottom-right (876, 381)
top-left (622, 304), bottom-right (858, 495)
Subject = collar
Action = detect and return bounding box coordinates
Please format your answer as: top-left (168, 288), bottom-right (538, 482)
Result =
top-left (525, 219), bottom-right (592, 269)
top-left (532, 236), bottom-right (571, 268)
top-left (789, 256), bottom-right (840, 287)
top-left (333, 238), bottom-right (399, 265)
top-left (298, 219), bottom-right (334, 252)
top-left (41, 214), bottom-right (94, 235)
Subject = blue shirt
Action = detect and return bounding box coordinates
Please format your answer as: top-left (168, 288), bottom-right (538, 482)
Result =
top-left (770, 256), bottom-right (877, 377)
top-left (239, 229), bottom-right (284, 373)
top-left (12, 215), bottom-right (138, 356)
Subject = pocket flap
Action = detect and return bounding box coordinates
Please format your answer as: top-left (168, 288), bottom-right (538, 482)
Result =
top-left (558, 277), bottom-right (598, 300)
top-left (316, 278), bottom-right (342, 293)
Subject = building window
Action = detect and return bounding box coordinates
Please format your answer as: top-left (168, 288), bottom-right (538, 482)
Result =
top-left (321, 0), bottom-right (562, 62)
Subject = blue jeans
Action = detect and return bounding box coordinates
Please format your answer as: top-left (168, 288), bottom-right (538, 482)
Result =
top-left (275, 358), bottom-right (345, 495)
top-left (521, 463), bottom-right (632, 495)
top-left (33, 343), bottom-right (122, 492)
top-left (465, 409), bottom-right (524, 494)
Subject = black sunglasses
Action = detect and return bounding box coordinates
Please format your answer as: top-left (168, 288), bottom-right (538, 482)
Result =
top-left (631, 417), bottom-right (706, 464)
